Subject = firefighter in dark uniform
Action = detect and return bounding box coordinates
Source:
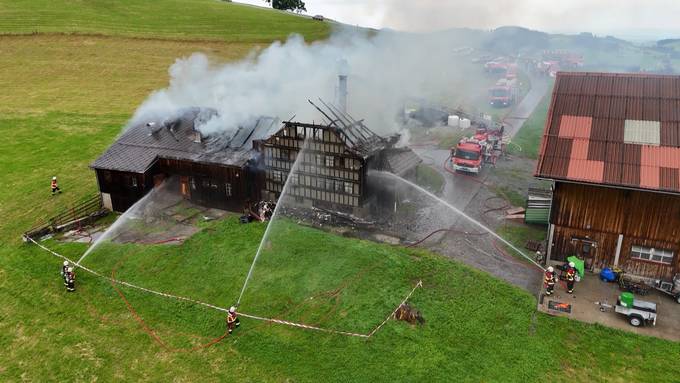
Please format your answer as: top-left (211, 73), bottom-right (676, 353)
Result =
top-left (544, 266), bottom-right (556, 296)
top-left (65, 267), bottom-right (76, 292)
top-left (61, 261), bottom-right (70, 286)
top-left (226, 306), bottom-right (240, 334)
top-left (566, 261), bottom-right (576, 294)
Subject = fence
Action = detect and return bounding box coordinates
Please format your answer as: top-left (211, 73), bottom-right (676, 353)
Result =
top-left (23, 193), bottom-right (106, 240)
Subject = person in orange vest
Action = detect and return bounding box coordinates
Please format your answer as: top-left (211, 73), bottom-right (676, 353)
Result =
top-left (51, 176), bottom-right (62, 195)
top-left (566, 261), bottom-right (576, 294)
top-left (65, 267), bottom-right (76, 292)
top-left (544, 266), bottom-right (556, 296)
top-left (226, 306), bottom-right (240, 334)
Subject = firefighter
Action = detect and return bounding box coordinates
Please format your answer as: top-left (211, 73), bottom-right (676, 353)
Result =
top-left (65, 267), bottom-right (75, 292)
top-left (566, 261), bottom-right (576, 294)
top-left (226, 306), bottom-right (240, 334)
top-left (61, 260), bottom-right (70, 286)
top-left (544, 266), bottom-right (556, 296)
top-left (51, 176), bottom-right (61, 195)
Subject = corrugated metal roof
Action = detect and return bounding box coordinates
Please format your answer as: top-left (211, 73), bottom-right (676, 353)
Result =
top-left (624, 120), bottom-right (660, 145)
top-left (92, 108), bottom-right (279, 173)
top-left (536, 71), bottom-right (680, 194)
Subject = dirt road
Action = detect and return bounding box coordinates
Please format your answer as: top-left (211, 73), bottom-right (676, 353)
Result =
top-left (410, 74), bottom-right (551, 292)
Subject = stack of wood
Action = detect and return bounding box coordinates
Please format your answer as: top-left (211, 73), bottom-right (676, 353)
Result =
top-left (505, 206), bottom-right (526, 220)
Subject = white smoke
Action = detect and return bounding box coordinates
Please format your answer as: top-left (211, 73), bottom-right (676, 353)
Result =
top-left (129, 28), bottom-right (480, 136)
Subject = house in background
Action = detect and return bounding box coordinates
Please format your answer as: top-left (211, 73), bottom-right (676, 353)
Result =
top-left (536, 71), bottom-right (680, 280)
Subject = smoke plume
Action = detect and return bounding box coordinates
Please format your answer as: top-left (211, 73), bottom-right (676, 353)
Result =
top-left (130, 28), bottom-right (483, 136)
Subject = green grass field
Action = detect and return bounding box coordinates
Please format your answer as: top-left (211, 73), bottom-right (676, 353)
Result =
top-left (1, 1), bottom-right (680, 382)
top-left (0, 0), bottom-right (329, 42)
top-left (509, 87), bottom-right (553, 159)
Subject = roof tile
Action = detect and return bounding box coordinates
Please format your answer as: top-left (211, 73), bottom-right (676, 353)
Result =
top-left (536, 72), bottom-right (680, 194)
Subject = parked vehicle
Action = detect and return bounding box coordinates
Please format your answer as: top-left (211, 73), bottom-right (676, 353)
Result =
top-left (654, 273), bottom-right (680, 304)
top-left (614, 292), bottom-right (657, 327)
top-left (488, 78), bottom-right (519, 107)
top-left (451, 127), bottom-right (505, 174)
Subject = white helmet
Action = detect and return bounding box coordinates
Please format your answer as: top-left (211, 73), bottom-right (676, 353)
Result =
top-left (229, 306), bottom-right (236, 313)
top-left (67, 267), bottom-right (73, 272)
top-left (63, 261), bottom-right (69, 266)
top-left (569, 262), bottom-right (575, 268)
top-left (52, 176), bottom-right (57, 180)
top-left (547, 266), bottom-right (554, 272)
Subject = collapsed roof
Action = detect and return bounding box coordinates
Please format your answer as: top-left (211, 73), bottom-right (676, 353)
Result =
top-left (91, 108), bottom-right (280, 173)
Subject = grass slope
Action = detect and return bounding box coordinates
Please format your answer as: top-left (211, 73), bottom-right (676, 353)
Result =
top-left (0, 0), bottom-right (330, 42)
top-left (1, 1), bottom-right (679, 381)
top-left (509, 85), bottom-right (553, 159)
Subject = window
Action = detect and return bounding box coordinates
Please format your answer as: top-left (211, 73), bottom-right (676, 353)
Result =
top-left (316, 154), bottom-right (323, 166)
top-left (225, 182), bottom-right (232, 197)
top-left (130, 176), bottom-right (138, 188)
top-left (290, 172), bottom-right (299, 185)
top-left (190, 177), bottom-right (197, 190)
top-left (272, 171), bottom-right (282, 183)
top-left (325, 156), bottom-right (335, 168)
top-left (344, 182), bottom-right (353, 194)
top-left (630, 246), bottom-right (674, 265)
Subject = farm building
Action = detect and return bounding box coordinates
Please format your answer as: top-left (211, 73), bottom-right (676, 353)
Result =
top-left (261, 107), bottom-right (421, 214)
top-left (537, 71), bottom-right (680, 280)
top-left (92, 105), bottom-right (421, 215)
top-left (91, 108), bottom-right (279, 212)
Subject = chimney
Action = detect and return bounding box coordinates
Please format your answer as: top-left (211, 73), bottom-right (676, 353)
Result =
top-left (338, 75), bottom-right (348, 113)
top-left (193, 130), bottom-right (202, 143)
top-left (336, 58), bottom-right (349, 113)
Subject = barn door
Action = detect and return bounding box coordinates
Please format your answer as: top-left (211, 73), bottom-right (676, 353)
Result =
top-left (180, 176), bottom-right (191, 199)
top-left (578, 240), bottom-right (597, 271)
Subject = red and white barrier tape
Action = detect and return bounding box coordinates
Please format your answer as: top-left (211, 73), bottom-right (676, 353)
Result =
top-left (27, 237), bottom-right (422, 339)
top-left (367, 279), bottom-right (423, 337)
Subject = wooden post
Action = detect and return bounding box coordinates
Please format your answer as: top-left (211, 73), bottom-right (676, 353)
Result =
top-left (546, 224), bottom-right (555, 264)
top-left (613, 234), bottom-right (624, 266)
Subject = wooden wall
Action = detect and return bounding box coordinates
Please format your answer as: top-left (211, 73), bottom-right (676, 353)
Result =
top-left (551, 182), bottom-right (680, 279)
top-left (95, 168), bottom-right (152, 212)
top-left (158, 158), bottom-right (252, 212)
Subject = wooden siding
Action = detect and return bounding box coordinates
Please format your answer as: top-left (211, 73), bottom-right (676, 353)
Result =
top-left (262, 122), bottom-right (365, 210)
top-left (95, 168), bottom-right (152, 212)
top-left (158, 158), bottom-right (252, 211)
top-left (551, 181), bottom-right (680, 279)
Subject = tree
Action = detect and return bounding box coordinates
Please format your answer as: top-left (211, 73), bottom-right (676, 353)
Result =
top-left (265, 0), bottom-right (306, 13)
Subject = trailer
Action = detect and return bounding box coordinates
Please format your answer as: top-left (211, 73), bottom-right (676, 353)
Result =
top-left (615, 293), bottom-right (657, 327)
top-left (654, 273), bottom-right (680, 304)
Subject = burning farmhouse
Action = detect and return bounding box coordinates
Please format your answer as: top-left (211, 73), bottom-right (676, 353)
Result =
top-left (91, 103), bottom-right (421, 216)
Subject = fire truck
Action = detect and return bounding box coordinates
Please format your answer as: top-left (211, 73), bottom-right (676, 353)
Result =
top-left (451, 127), bottom-right (505, 174)
top-left (488, 78), bottom-right (519, 107)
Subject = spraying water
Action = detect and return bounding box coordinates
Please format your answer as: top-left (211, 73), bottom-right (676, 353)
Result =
top-left (371, 170), bottom-right (546, 270)
top-left (76, 180), bottom-right (173, 266)
top-left (236, 139), bottom-right (310, 306)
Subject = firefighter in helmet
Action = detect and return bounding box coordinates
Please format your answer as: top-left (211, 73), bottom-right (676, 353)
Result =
top-left (61, 260), bottom-right (70, 286)
top-left (226, 306), bottom-right (240, 334)
top-left (544, 266), bottom-right (556, 296)
top-left (51, 176), bottom-right (61, 195)
top-left (65, 267), bottom-right (76, 292)
top-left (566, 261), bottom-right (576, 294)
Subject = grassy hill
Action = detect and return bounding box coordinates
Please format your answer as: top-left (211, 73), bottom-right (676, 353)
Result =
top-left (1, 1), bottom-right (679, 382)
top-left (0, 0), bottom-right (329, 42)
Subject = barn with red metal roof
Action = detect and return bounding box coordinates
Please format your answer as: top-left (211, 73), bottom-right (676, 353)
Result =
top-left (537, 71), bottom-right (680, 280)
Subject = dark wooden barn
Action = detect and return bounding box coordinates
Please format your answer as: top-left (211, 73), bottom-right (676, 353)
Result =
top-left (260, 103), bottom-right (421, 214)
top-left (92, 104), bottom-right (422, 217)
top-left (91, 108), bottom-right (279, 212)
top-left (536, 71), bottom-right (680, 280)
